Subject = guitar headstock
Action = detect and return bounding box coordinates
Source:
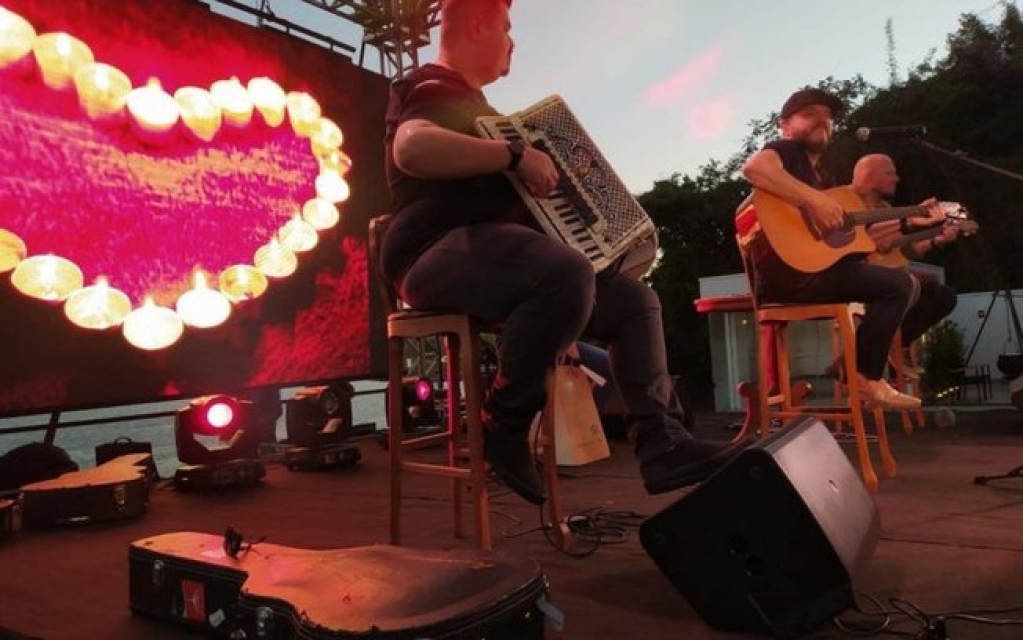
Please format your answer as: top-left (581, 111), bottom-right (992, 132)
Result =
top-left (938, 203), bottom-right (978, 237)
top-left (939, 201), bottom-right (969, 220)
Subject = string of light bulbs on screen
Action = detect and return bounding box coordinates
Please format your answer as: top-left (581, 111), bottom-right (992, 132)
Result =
top-left (0, 6), bottom-right (351, 351)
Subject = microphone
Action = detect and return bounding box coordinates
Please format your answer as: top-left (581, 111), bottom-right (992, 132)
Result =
top-left (855, 125), bottom-right (927, 141)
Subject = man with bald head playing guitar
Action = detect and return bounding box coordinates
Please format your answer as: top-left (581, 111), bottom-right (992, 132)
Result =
top-left (853, 153), bottom-right (974, 377)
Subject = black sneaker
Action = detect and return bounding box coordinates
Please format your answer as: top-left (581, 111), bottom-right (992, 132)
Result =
top-left (640, 437), bottom-right (755, 494)
top-left (483, 425), bottom-right (546, 505)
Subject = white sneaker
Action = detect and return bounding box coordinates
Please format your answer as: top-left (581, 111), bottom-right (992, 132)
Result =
top-left (859, 377), bottom-right (922, 410)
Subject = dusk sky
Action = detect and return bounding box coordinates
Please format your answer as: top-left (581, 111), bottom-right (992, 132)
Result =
top-left (483, 1), bottom-right (1004, 191)
top-left (223, 0), bottom-right (1004, 192)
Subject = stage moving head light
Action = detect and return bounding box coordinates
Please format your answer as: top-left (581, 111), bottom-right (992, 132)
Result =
top-left (390, 376), bottom-right (441, 432)
top-left (283, 383), bottom-right (370, 471)
top-left (175, 394), bottom-right (261, 465)
top-left (189, 394), bottom-right (241, 435)
top-left (285, 383), bottom-right (356, 447)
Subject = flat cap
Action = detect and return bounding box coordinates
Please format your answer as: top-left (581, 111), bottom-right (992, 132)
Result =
top-left (780, 87), bottom-right (844, 119)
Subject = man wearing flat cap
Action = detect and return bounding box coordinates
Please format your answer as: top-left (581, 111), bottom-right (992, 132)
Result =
top-left (738, 87), bottom-right (934, 410)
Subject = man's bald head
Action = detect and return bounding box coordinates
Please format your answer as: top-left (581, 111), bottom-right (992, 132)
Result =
top-left (854, 154), bottom-right (895, 181)
top-left (437, 0), bottom-right (514, 88)
top-left (440, 0), bottom-right (511, 44)
top-left (853, 153), bottom-right (899, 200)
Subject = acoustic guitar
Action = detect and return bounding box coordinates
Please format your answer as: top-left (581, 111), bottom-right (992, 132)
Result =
top-left (869, 215), bottom-right (978, 269)
top-left (750, 186), bottom-right (966, 273)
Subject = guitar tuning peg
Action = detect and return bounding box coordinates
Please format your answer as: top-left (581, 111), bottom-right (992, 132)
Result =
top-left (939, 201), bottom-right (968, 219)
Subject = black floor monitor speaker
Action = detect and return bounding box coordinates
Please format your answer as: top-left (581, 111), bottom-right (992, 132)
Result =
top-left (640, 417), bottom-right (880, 638)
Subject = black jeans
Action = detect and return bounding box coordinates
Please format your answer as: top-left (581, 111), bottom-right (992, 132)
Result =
top-left (759, 255), bottom-right (916, 380)
top-left (901, 272), bottom-right (957, 347)
top-left (399, 223), bottom-right (686, 454)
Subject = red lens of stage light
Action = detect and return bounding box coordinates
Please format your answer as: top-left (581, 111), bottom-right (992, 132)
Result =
top-left (188, 394), bottom-right (242, 434)
top-left (204, 401), bottom-right (235, 430)
top-left (414, 378), bottom-right (433, 403)
top-left (175, 394), bottom-right (257, 466)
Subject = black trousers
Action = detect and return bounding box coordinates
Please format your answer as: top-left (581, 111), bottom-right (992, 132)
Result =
top-left (900, 272), bottom-right (957, 347)
top-left (398, 222), bottom-right (687, 456)
top-left (757, 254), bottom-right (916, 380)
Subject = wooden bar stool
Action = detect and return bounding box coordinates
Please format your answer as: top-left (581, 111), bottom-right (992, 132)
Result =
top-left (886, 332), bottom-right (926, 435)
top-left (735, 233), bottom-right (896, 493)
top-left (693, 294), bottom-right (811, 441)
top-left (371, 216), bottom-right (570, 551)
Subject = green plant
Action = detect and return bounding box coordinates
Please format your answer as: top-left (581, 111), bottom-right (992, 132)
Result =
top-left (920, 319), bottom-right (966, 402)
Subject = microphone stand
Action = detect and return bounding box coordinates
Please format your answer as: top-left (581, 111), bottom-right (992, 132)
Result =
top-left (910, 138), bottom-right (1023, 184)
top-left (909, 138), bottom-right (1023, 485)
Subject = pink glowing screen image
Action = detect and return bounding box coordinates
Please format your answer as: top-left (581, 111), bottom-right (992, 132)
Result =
top-left (0, 0), bottom-right (392, 415)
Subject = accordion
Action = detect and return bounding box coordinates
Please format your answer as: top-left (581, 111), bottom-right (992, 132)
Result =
top-left (475, 95), bottom-right (657, 274)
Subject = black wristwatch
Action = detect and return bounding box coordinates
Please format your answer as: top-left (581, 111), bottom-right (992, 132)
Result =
top-left (506, 139), bottom-right (526, 171)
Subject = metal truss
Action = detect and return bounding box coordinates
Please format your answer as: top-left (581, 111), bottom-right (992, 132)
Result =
top-left (297, 0), bottom-right (441, 78)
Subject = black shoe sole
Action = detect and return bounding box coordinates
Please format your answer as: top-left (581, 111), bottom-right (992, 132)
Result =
top-left (489, 462), bottom-right (547, 505)
top-left (483, 433), bottom-right (546, 505)
top-left (644, 438), bottom-right (755, 494)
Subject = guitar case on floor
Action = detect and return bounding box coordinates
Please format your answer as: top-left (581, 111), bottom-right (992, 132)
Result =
top-left (129, 531), bottom-right (553, 639)
top-left (20, 452), bottom-right (153, 527)
top-left (0, 498), bottom-right (17, 541)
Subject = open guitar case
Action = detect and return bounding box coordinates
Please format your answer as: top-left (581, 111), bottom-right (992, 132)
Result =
top-left (129, 531), bottom-right (553, 639)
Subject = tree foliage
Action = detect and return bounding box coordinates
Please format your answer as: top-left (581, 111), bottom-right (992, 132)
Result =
top-left (833, 5), bottom-right (1023, 291)
top-left (637, 5), bottom-right (1023, 408)
top-left (637, 164), bottom-right (747, 405)
top-left (920, 319), bottom-right (966, 402)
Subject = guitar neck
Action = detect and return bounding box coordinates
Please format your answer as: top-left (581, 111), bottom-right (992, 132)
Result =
top-left (846, 205), bottom-right (926, 226)
top-left (890, 224), bottom-right (946, 250)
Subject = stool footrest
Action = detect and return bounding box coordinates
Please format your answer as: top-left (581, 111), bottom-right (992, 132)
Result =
top-left (401, 432), bottom-right (456, 451)
top-left (401, 461), bottom-right (474, 480)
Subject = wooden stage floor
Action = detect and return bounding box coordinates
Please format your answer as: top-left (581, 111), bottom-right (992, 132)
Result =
top-left (1, 407), bottom-right (1022, 639)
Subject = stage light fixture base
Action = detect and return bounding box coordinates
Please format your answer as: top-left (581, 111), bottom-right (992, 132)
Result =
top-left (284, 443), bottom-right (361, 471)
top-left (172, 459), bottom-right (265, 491)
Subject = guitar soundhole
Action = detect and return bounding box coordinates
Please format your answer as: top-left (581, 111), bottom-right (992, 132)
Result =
top-left (823, 226), bottom-right (856, 249)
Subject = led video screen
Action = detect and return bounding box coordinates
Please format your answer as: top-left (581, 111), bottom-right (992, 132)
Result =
top-left (0, 0), bottom-right (392, 415)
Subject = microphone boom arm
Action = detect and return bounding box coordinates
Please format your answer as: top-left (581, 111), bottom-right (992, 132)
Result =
top-left (910, 138), bottom-right (1023, 185)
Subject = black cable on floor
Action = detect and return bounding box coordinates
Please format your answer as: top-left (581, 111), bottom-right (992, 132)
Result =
top-left (540, 505), bottom-right (647, 558)
top-left (828, 591), bottom-right (1023, 639)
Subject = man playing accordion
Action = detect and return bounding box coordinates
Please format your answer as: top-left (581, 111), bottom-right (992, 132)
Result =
top-left (380, 0), bottom-right (750, 504)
